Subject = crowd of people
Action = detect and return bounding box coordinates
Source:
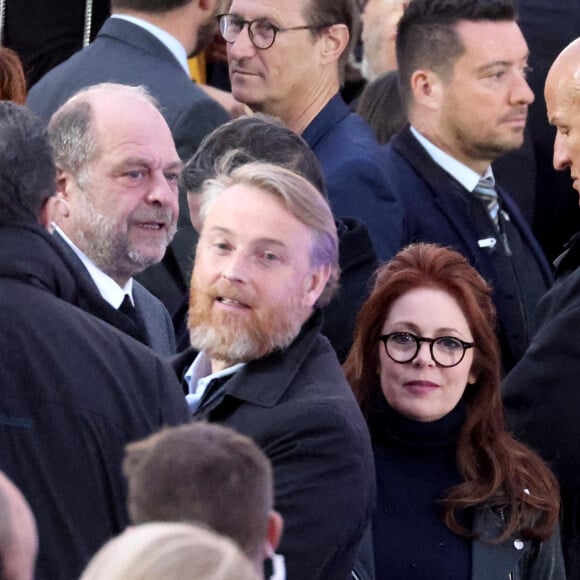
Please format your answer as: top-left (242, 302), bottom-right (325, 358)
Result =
top-left (0, 0), bottom-right (579, 579)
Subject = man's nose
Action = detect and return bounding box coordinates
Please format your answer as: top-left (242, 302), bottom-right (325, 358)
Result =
top-left (553, 131), bottom-right (572, 172)
top-left (221, 252), bottom-right (248, 283)
top-left (228, 25), bottom-right (257, 60)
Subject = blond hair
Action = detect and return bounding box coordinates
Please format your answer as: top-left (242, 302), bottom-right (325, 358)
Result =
top-left (80, 522), bottom-right (259, 580)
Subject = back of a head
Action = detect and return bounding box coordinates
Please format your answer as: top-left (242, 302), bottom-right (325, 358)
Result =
top-left (356, 70), bottom-right (407, 144)
top-left (80, 522), bottom-right (259, 580)
top-left (123, 423), bottom-right (273, 561)
top-left (0, 102), bottom-right (55, 228)
top-left (181, 114), bottom-right (327, 196)
top-left (0, 48), bottom-right (26, 105)
top-left (396, 0), bottom-right (516, 107)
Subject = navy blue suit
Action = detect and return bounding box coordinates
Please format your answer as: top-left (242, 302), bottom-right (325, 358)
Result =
top-left (384, 127), bottom-right (552, 371)
top-left (302, 94), bottom-right (403, 261)
top-left (27, 17), bottom-right (231, 313)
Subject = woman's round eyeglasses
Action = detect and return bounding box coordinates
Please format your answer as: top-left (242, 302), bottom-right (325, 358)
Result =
top-left (379, 332), bottom-right (475, 368)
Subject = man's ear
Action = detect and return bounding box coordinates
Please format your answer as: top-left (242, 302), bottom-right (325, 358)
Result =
top-left (410, 69), bottom-right (444, 110)
top-left (302, 263), bottom-right (332, 308)
top-left (38, 196), bottom-right (61, 231)
top-left (55, 167), bottom-right (73, 199)
top-left (264, 510), bottom-right (284, 556)
top-left (320, 23), bottom-right (349, 66)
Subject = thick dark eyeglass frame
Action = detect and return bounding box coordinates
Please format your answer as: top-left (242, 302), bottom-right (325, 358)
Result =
top-left (217, 13), bottom-right (335, 50)
top-left (379, 332), bottom-right (475, 368)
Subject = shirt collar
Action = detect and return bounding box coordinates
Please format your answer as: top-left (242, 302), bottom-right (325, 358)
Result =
top-left (410, 126), bottom-right (494, 192)
top-left (111, 14), bottom-right (190, 76)
top-left (53, 224), bottom-right (133, 308)
top-left (183, 351), bottom-right (245, 412)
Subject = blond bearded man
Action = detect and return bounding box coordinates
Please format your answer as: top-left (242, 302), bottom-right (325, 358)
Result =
top-left (173, 162), bottom-right (374, 580)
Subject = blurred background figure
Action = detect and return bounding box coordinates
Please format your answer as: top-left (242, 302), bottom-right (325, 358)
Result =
top-left (80, 522), bottom-right (260, 580)
top-left (356, 70), bottom-right (406, 144)
top-left (0, 47), bottom-right (26, 104)
top-left (0, 471), bottom-right (38, 580)
top-left (0, 0), bottom-right (110, 89)
top-left (360, 0), bottom-right (405, 82)
top-left (344, 243), bottom-right (564, 579)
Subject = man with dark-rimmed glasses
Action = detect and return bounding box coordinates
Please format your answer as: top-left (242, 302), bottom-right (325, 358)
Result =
top-left (216, 0), bottom-right (403, 263)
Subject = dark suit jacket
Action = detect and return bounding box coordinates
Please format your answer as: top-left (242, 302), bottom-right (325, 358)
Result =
top-left (27, 17), bottom-right (231, 313)
top-left (2, 0), bottom-right (110, 88)
top-left (503, 233), bottom-right (580, 576)
top-left (0, 224), bottom-right (189, 580)
top-left (53, 231), bottom-right (176, 355)
top-left (384, 127), bottom-right (553, 371)
top-left (172, 311), bottom-right (375, 580)
top-left (302, 93), bottom-right (403, 261)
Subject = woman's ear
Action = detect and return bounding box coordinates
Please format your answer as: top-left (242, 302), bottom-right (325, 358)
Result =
top-left (467, 371), bottom-right (477, 385)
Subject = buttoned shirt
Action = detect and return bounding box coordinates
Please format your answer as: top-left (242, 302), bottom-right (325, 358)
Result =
top-left (183, 351), bottom-right (244, 412)
top-left (410, 125), bottom-right (494, 192)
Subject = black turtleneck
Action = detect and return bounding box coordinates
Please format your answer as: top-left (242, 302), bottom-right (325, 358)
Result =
top-left (370, 398), bottom-right (472, 579)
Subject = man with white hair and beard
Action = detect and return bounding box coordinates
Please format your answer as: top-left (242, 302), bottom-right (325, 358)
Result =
top-left (47, 83), bottom-right (181, 354)
top-left (173, 161), bottom-right (375, 580)
top-left (360, 0), bottom-right (406, 82)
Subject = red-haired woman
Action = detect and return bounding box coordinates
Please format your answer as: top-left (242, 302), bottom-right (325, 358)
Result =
top-left (344, 243), bottom-right (564, 579)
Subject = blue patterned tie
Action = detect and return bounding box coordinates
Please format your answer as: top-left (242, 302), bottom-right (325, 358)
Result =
top-left (473, 175), bottom-right (500, 228)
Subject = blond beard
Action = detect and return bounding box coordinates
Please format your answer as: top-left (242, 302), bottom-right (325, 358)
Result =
top-left (187, 278), bottom-right (309, 367)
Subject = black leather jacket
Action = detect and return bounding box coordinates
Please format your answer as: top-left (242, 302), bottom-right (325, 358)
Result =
top-left (472, 505), bottom-right (565, 580)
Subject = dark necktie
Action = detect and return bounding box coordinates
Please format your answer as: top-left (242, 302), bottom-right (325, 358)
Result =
top-left (473, 175), bottom-right (500, 228)
top-left (119, 294), bottom-right (142, 329)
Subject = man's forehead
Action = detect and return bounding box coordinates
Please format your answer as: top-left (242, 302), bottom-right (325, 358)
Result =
top-left (456, 19), bottom-right (528, 62)
top-left (91, 102), bottom-right (177, 160)
top-left (229, 0), bottom-right (307, 21)
top-left (545, 80), bottom-right (579, 125)
top-left (202, 184), bottom-right (312, 241)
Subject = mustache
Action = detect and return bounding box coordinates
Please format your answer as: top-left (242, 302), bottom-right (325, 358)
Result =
top-left (206, 281), bottom-right (255, 308)
top-left (131, 208), bottom-right (175, 224)
top-left (498, 107), bottom-right (528, 123)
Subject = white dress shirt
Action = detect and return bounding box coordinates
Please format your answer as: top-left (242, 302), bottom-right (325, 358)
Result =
top-left (410, 125), bottom-right (494, 191)
top-left (183, 351), bottom-right (245, 413)
top-left (54, 224), bottom-right (134, 308)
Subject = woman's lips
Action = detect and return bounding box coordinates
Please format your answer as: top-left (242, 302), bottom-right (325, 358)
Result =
top-left (404, 380), bottom-right (439, 393)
